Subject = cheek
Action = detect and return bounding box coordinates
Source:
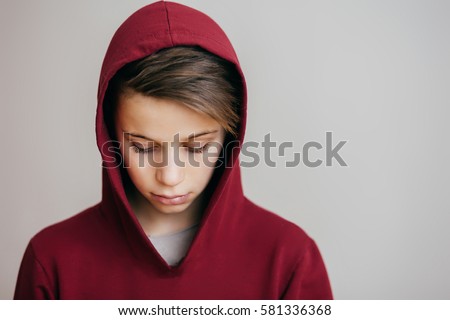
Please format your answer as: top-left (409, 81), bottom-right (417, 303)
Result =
top-left (202, 146), bottom-right (224, 170)
top-left (184, 153), bottom-right (220, 175)
top-left (185, 159), bottom-right (218, 188)
top-left (124, 157), bottom-right (155, 189)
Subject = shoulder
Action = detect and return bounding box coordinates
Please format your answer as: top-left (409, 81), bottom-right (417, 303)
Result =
top-left (237, 198), bottom-right (332, 299)
top-left (240, 196), bottom-right (314, 251)
top-left (27, 203), bottom-right (105, 260)
top-left (15, 203), bottom-right (106, 299)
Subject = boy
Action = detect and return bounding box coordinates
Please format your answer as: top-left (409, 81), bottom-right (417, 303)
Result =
top-left (14, 1), bottom-right (333, 299)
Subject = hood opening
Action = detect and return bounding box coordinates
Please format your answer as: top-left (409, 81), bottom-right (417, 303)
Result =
top-left (96, 1), bottom-right (248, 271)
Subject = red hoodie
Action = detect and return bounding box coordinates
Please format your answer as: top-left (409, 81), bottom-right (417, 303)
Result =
top-left (14, 1), bottom-right (333, 299)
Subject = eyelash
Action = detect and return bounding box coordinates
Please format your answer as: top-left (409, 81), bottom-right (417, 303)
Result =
top-left (132, 144), bottom-right (211, 154)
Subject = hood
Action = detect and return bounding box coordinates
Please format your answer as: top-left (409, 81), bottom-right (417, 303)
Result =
top-left (96, 1), bottom-right (247, 271)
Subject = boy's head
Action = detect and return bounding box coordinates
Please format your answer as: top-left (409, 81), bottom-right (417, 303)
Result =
top-left (105, 45), bottom-right (242, 140)
top-left (103, 45), bottom-right (243, 214)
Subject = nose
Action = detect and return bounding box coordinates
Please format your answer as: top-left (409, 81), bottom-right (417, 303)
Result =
top-left (155, 145), bottom-right (184, 187)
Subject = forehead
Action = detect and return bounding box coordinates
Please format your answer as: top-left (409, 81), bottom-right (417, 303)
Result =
top-left (115, 92), bottom-right (223, 140)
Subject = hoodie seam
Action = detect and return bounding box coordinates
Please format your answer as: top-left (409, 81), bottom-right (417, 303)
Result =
top-left (163, 1), bottom-right (174, 46)
top-left (279, 236), bottom-right (314, 298)
top-left (28, 240), bottom-right (54, 297)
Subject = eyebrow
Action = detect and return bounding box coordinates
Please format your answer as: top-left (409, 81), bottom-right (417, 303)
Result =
top-left (123, 129), bottom-right (219, 142)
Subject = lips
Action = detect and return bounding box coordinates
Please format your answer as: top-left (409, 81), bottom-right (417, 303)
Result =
top-left (156, 194), bottom-right (184, 199)
top-left (150, 193), bottom-right (189, 205)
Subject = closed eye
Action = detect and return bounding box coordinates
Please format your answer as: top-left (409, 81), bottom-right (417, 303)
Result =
top-left (132, 145), bottom-right (155, 154)
top-left (187, 143), bottom-right (211, 153)
top-left (131, 143), bottom-right (211, 154)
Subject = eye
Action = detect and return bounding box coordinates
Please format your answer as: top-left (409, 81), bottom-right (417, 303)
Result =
top-left (131, 144), bottom-right (156, 154)
top-left (188, 143), bottom-right (211, 154)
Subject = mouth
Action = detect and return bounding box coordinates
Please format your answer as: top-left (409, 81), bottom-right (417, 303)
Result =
top-left (150, 193), bottom-right (190, 205)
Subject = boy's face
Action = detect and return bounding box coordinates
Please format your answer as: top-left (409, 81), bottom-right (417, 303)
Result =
top-left (114, 92), bottom-right (226, 215)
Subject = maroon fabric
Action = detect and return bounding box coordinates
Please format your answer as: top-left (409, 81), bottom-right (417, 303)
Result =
top-left (14, 1), bottom-right (333, 299)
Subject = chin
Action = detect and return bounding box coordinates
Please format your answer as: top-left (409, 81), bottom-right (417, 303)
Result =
top-left (149, 201), bottom-right (192, 214)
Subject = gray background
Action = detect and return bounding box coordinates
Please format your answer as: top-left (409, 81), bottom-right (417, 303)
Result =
top-left (1, 0), bottom-right (449, 299)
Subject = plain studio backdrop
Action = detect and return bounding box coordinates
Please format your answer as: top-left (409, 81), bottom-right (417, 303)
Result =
top-left (1, 0), bottom-right (449, 299)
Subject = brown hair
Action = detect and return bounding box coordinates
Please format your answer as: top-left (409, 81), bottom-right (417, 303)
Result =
top-left (104, 45), bottom-right (242, 140)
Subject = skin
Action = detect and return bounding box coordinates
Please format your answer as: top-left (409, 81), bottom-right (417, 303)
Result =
top-left (114, 91), bottom-right (226, 237)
